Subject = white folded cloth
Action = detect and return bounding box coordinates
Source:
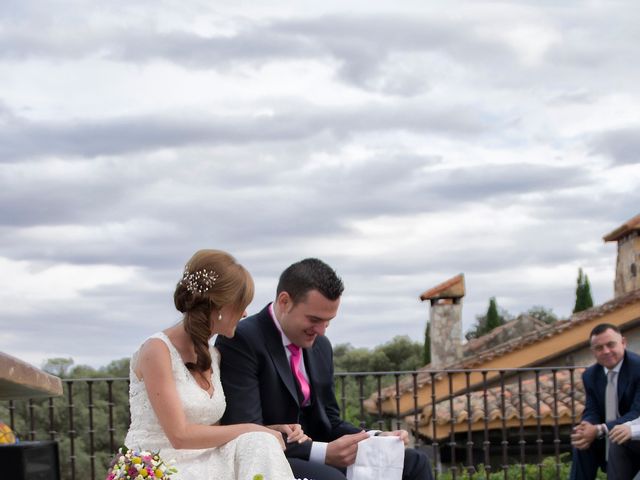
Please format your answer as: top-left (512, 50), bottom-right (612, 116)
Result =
top-left (346, 436), bottom-right (405, 480)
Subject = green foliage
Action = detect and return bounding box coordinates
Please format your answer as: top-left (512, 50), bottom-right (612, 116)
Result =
top-left (42, 357), bottom-right (75, 377)
top-left (334, 335), bottom-right (424, 372)
top-left (573, 267), bottom-right (594, 313)
top-left (525, 305), bottom-right (558, 324)
top-left (436, 454), bottom-right (605, 479)
top-left (485, 297), bottom-right (502, 331)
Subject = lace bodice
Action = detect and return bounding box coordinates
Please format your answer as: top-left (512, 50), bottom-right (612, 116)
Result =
top-left (125, 332), bottom-right (226, 451)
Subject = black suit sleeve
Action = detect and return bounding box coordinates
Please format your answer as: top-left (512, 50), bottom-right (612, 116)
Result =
top-left (314, 337), bottom-right (362, 440)
top-left (581, 367), bottom-right (602, 425)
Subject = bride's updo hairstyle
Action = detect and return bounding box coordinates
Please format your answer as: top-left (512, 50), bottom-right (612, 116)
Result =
top-left (174, 249), bottom-right (254, 376)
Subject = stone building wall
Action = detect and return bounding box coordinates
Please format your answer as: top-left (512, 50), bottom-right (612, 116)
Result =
top-left (430, 303), bottom-right (463, 368)
top-left (615, 232), bottom-right (640, 297)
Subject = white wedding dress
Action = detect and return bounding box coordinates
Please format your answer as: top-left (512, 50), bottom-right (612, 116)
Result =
top-left (124, 332), bottom-right (295, 480)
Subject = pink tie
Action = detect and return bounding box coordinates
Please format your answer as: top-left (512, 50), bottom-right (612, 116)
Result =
top-left (287, 344), bottom-right (310, 405)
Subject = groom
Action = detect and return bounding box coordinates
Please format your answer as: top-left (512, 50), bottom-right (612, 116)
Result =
top-left (216, 258), bottom-right (433, 480)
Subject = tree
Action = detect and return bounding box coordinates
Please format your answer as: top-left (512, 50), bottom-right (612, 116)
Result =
top-left (465, 297), bottom-right (510, 340)
top-left (573, 267), bottom-right (594, 313)
top-left (485, 297), bottom-right (502, 331)
top-left (374, 335), bottom-right (423, 371)
top-left (423, 321), bottom-right (431, 365)
top-left (526, 305), bottom-right (558, 324)
top-left (42, 357), bottom-right (74, 377)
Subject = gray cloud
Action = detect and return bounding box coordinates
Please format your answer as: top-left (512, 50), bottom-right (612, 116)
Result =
top-left (0, 100), bottom-right (491, 161)
top-left (589, 127), bottom-right (640, 165)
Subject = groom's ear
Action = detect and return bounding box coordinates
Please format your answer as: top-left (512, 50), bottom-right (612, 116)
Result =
top-left (276, 291), bottom-right (292, 311)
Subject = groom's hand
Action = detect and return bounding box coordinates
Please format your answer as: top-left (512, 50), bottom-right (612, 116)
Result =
top-left (325, 431), bottom-right (370, 468)
top-left (378, 429), bottom-right (410, 446)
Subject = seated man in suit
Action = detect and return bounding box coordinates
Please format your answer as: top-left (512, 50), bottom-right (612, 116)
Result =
top-left (216, 258), bottom-right (433, 480)
top-left (570, 323), bottom-right (640, 480)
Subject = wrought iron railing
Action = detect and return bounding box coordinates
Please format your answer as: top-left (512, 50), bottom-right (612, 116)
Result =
top-left (0, 367), bottom-right (586, 480)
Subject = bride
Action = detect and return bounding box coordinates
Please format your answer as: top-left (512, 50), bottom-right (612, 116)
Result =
top-left (124, 249), bottom-right (301, 479)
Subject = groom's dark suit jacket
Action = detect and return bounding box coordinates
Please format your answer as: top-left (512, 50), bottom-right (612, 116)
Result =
top-left (215, 304), bottom-right (361, 460)
top-left (581, 349), bottom-right (640, 429)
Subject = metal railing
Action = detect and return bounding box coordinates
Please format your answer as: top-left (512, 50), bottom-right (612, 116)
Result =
top-left (0, 367), bottom-right (585, 480)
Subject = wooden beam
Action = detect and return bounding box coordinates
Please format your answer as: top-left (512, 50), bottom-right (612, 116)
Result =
top-left (0, 352), bottom-right (63, 400)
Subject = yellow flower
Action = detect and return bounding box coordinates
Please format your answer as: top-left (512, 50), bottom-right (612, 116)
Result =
top-left (154, 469), bottom-right (164, 478)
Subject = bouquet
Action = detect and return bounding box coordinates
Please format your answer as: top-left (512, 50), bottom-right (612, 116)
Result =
top-left (105, 446), bottom-right (177, 480)
top-left (0, 422), bottom-right (17, 444)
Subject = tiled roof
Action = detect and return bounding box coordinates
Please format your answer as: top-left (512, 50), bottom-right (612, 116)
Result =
top-left (375, 288), bottom-right (640, 402)
top-left (604, 213), bottom-right (640, 242)
top-left (406, 368), bottom-right (585, 439)
top-left (464, 315), bottom-right (549, 358)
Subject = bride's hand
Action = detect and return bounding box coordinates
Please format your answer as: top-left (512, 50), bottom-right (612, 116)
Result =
top-left (267, 424), bottom-right (311, 444)
top-left (256, 425), bottom-right (287, 450)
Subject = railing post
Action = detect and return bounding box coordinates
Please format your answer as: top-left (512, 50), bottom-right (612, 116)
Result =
top-left (411, 373), bottom-right (420, 447)
top-left (8, 399), bottom-right (15, 431)
top-left (48, 397), bottom-right (56, 441)
top-left (108, 380), bottom-right (116, 453)
top-left (499, 371), bottom-right (508, 480)
top-left (340, 376), bottom-right (347, 420)
top-left (482, 370), bottom-right (491, 478)
top-left (448, 372), bottom-right (457, 480)
top-left (430, 371), bottom-right (439, 479)
top-left (357, 375), bottom-right (366, 429)
top-left (88, 380), bottom-right (96, 480)
top-left (394, 374), bottom-right (401, 431)
top-left (376, 375), bottom-right (385, 431)
top-left (518, 373), bottom-right (525, 480)
top-left (465, 370), bottom-right (474, 476)
top-left (67, 380), bottom-right (76, 480)
top-left (552, 370), bottom-right (561, 479)
top-left (28, 398), bottom-right (36, 441)
top-left (535, 370), bottom-right (543, 480)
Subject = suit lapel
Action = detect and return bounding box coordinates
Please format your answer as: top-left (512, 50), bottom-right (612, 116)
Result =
top-left (259, 306), bottom-right (300, 406)
top-left (303, 346), bottom-right (319, 397)
top-left (618, 354), bottom-right (630, 400)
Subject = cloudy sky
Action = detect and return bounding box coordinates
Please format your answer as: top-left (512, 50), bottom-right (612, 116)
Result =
top-left (1, 0), bottom-right (639, 369)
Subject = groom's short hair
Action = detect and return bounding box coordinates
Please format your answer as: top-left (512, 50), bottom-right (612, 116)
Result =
top-left (277, 258), bottom-right (344, 304)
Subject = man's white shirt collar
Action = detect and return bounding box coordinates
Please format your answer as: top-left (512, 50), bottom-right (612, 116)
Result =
top-left (604, 357), bottom-right (624, 375)
top-left (268, 302), bottom-right (292, 347)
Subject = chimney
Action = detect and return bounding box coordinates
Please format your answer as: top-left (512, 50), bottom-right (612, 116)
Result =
top-left (419, 274), bottom-right (465, 368)
top-left (604, 213), bottom-right (640, 297)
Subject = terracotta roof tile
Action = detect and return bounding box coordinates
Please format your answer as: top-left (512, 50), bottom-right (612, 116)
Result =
top-left (604, 213), bottom-right (640, 242)
top-left (419, 274), bottom-right (465, 301)
top-left (406, 369), bottom-right (585, 439)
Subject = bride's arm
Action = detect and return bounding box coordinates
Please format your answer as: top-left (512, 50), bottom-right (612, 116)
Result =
top-left (138, 338), bottom-right (284, 450)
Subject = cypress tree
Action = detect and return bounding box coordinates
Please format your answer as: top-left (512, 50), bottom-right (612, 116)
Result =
top-left (485, 297), bottom-right (502, 331)
top-left (583, 275), bottom-right (594, 309)
top-left (574, 268), bottom-right (594, 313)
top-left (423, 321), bottom-right (431, 365)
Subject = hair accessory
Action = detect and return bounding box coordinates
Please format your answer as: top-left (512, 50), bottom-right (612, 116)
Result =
top-left (218, 313), bottom-right (222, 321)
top-left (180, 267), bottom-right (220, 295)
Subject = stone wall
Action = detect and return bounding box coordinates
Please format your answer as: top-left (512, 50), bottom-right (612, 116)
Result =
top-left (615, 232), bottom-right (640, 297)
top-left (430, 303), bottom-right (463, 368)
